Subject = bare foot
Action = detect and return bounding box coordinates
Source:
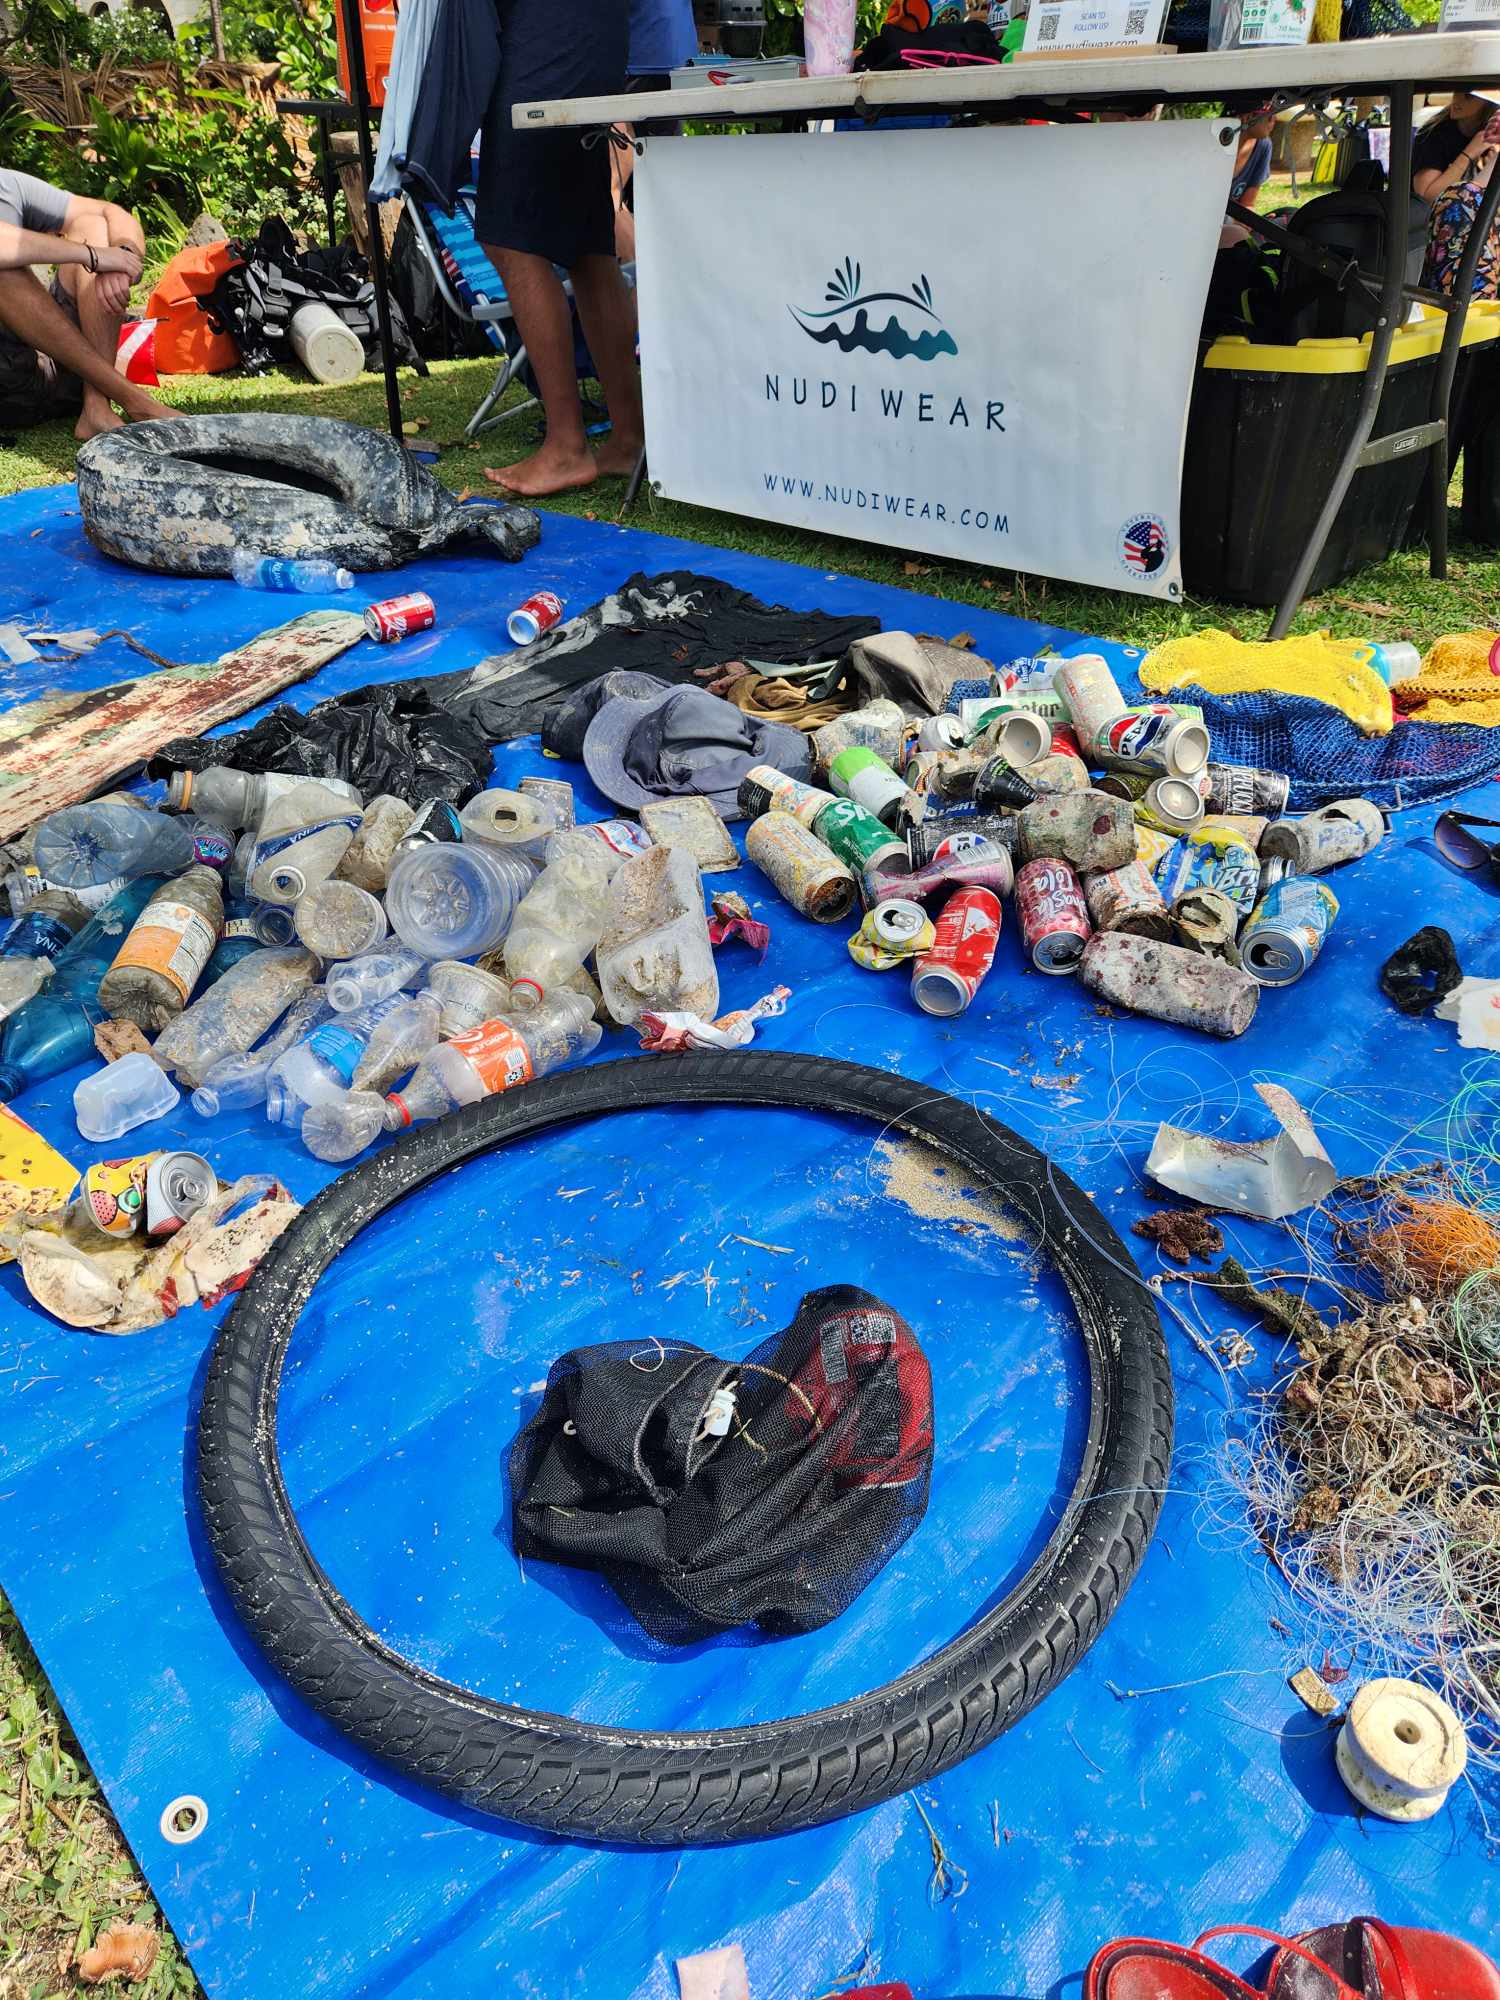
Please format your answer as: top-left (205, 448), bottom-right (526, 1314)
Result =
top-left (483, 442), bottom-right (597, 497)
top-left (595, 437), bottom-right (645, 479)
top-left (74, 404), bottom-right (124, 442)
top-left (125, 397), bottom-right (184, 424)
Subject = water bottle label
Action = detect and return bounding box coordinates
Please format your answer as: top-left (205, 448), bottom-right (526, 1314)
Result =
top-left (0, 912), bottom-right (73, 962)
top-left (307, 1023), bottom-right (364, 1082)
top-left (252, 816), bottom-right (363, 867)
top-left (191, 826), bottom-right (236, 872)
top-left (449, 1018), bottom-right (533, 1093)
top-left (113, 900), bottom-right (220, 1002)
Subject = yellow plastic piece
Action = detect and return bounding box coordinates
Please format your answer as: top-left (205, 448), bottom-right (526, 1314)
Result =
top-left (1396, 630), bottom-right (1500, 727)
top-left (0, 1103), bottom-right (79, 1261)
top-left (1204, 303), bottom-right (1500, 375)
top-left (1140, 629), bottom-right (1394, 736)
top-left (1311, 0), bottom-right (1341, 40)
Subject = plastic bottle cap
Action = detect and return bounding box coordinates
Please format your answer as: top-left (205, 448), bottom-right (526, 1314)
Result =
top-left (511, 978), bottom-right (544, 1005)
top-left (335, 569), bottom-right (354, 591)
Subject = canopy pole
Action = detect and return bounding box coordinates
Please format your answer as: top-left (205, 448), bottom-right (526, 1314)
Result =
top-left (338, 0), bottom-right (404, 442)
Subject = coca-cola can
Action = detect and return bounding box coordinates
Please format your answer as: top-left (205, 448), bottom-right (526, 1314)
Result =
top-left (911, 885), bottom-right (1002, 1016)
top-left (363, 592), bottom-right (436, 643)
top-left (507, 589), bottom-right (565, 645)
top-left (1016, 857), bottom-right (1092, 974)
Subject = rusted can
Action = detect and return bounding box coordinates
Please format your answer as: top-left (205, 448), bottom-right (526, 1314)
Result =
top-left (1156, 824), bottom-right (1262, 915)
top-left (908, 815), bottom-right (1021, 866)
top-left (1198, 812), bottom-right (1269, 851)
top-left (1019, 790), bottom-right (1136, 873)
top-left (813, 797), bottom-right (906, 874)
top-left (363, 591), bottom-right (436, 643)
top-left (1016, 857), bottom-right (1092, 973)
top-left (915, 714), bottom-right (966, 752)
top-left (1080, 932), bottom-right (1260, 1038)
top-left (1083, 859), bottom-right (1172, 939)
top-left (919, 748), bottom-right (991, 805)
top-left (1240, 877), bottom-right (1340, 985)
top-left (1204, 762), bottom-right (1291, 817)
top-left (867, 835), bottom-right (1013, 907)
top-left (1171, 886), bottom-right (1242, 963)
top-left (1023, 748), bottom-right (1092, 797)
top-left (972, 755), bottom-right (1039, 814)
top-left (739, 764), bottom-right (838, 826)
top-left (1101, 769), bottom-right (1210, 834)
top-left (1260, 798), bottom-right (1385, 874)
top-left (911, 886), bottom-right (1002, 1016)
top-left (745, 811), bottom-right (856, 923)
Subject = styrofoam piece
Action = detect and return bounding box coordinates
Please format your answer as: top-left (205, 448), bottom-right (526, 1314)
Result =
top-left (1335, 1678), bottom-right (1467, 1822)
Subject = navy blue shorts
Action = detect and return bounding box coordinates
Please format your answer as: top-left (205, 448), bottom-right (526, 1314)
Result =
top-left (475, 0), bottom-right (628, 268)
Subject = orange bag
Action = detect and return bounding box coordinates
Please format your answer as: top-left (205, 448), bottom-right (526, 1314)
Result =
top-left (145, 242), bottom-right (243, 375)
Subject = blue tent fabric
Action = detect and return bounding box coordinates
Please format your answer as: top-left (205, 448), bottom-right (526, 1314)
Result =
top-left (0, 486), bottom-right (1496, 2000)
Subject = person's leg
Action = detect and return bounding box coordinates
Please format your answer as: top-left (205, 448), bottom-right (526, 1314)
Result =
top-left (568, 253), bottom-right (643, 478)
top-left (0, 267), bottom-right (169, 428)
top-left (481, 245), bottom-right (597, 495)
top-left (55, 204), bottom-right (126, 439)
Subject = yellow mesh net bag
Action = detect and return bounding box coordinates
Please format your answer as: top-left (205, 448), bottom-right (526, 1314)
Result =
top-left (1139, 628), bottom-right (1393, 736)
top-left (1394, 631), bottom-right (1500, 728)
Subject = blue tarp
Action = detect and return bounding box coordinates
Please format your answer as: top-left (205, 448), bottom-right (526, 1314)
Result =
top-left (0, 483), bottom-right (1495, 2000)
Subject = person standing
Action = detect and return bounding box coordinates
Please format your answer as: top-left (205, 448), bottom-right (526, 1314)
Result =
top-left (1230, 109), bottom-right (1276, 213)
top-left (1413, 88), bottom-right (1500, 300)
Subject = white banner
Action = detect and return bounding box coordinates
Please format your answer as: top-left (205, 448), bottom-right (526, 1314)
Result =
top-left (636, 124), bottom-right (1234, 599)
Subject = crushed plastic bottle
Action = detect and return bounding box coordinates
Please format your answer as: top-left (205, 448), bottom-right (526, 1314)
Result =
top-left (422, 959), bottom-right (511, 1037)
top-left (0, 880), bottom-right (158, 1102)
top-left (503, 842), bottom-right (614, 1007)
top-left (293, 880), bottom-right (388, 960)
top-left (165, 766), bottom-right (309, 830)
top-left (385, 843), bottom-right (534, 960)
top-left (326, 944), bottom-right (426, 1012)
top-left (246, 779), bottom-right (365, 906)
top-left (350, 990), bottom-right (442, 1093)
top-left (230, 548), bottom-right (353, 593)
top-left (596, 843), bottom-right (718, 1026)
top-left (302, 1090), bottom-right (388, 1164)
top-left (0, 891), bottom-right (88, 1019)
top-left (34, 800), bottom-right (196, 888)
top-left (73, 1049), bottom-right (180, 1142)
top-left (97, 865), bottom-right (224, 1032)
top-left (151, 943), bottom-right (320, 1087)
top-left (384, 989), bottom-right (601, 1130)
top-left (548, 820), bottom-right (652, 879)
top-left (264, 992), bottom-right (406, 1124)
top-left (337, 795), bottom-right (415, 892)
top-left (190, 985), bottom-right (331, 1116)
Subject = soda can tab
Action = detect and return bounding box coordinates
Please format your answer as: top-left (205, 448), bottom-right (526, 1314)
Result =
top-left (867, 836), bottom-right (1013, 908)
top-left (745, 812), bottom-right (857, 924)
top-left (1172, 886), bottom-right (1242, 964)
top-left (971, 755), bottom-right (1039, 815)
top-left (1204, 762), bottom-right (1291, 817)
top-left (507, 589), bottom-right (564, 646)
top-left (1155, 824), bottom-right (1262, 915)
top-left (1080, 933), bottom-right (1260, 1038)
top-left (145, 1150), bottom-right (215, 1238)
top-left (1260, 798), bottom-right (1384, 875)
top-left (363, 592), bottom-right (436, 643)
top-left (1094, 703), bottom-right (1210, 780)
top-left (813, 797), bottom-right (905, 875)
top-left (911, 886), bottom-right (1002, 1016)
top-left (907, 815), bottom-right (1020, 868)
top-left (1019, 790), bottom-right (1136, 874)
top-left (1016, 857), bottom-right (1092, 974)
top-left (848, 898), bottom-right (934, 972)
top-left (739, 765), bottom-right (838, 826)
top-left (1083, 859), bottom-right (1172, 940)
top-left (1240, 877), bottom-right (1341, 986)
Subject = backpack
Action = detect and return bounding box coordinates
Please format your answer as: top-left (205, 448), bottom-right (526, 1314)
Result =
top-left (204, 218), bottom-right (425, 375)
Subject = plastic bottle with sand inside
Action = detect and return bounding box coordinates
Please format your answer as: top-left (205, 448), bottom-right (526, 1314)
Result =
top-left (246, 779), bottom-right (365, 906)
top-left (293, 880), bottom-right (388, 960)
top-left (326, 944), bottom-right (426, 1012)
top-left (0, 890), bottom-right (88, 1019)
top-left (460, 788), bottom-right (561, 861)
top-left (34, 800), bottom-right (196, 888)
top-left (549, 820), bottom-right (652, 878)
top-left (264, 992), bottom-right (405, 1124)
top-left (336, 795), bottom-right (415, 892)
top-left (503, 841), bottom-right (614, 1006)
top-left (385, 843), bottom-right (535, 960)
top-left (596, 844), bottom-right (718, 1026)
top-left (0, 879), bottom-right (158, 1102)
top-left (97, 865), bottom-right (224, 1032)
top-left (349, 989), bottom-right (442, 1093)
top-left (151, 943), bottom-right (319, 1087)
top-left (422, 959), bottom-right (512, 1037)
top-left (383, 988), bottom-right (601, 1131)
top-left (165, 767), bottom-right (309, 832)
top-left (191, 985), bottom-right (332, 1116)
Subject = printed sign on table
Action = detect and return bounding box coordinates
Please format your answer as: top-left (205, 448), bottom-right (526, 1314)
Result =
top-left (635, 123), bottom-right (1234, 599)
top-left (1022, 0), bottom-right (1168, 51)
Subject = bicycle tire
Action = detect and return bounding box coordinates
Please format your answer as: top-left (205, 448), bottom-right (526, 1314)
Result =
top-left (198, 1052), bottom-right (1172, 1845)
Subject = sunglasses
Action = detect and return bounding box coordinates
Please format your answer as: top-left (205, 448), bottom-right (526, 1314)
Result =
top-left (1434, 810), bottom-right (1500, 875)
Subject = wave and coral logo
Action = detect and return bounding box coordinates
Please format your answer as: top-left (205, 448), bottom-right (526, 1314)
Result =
top-left (789, 257), bottom-right (959, 363)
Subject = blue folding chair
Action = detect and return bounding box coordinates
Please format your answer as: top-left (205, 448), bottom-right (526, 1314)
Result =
top-left (407, 187), bottom-right (538, 438)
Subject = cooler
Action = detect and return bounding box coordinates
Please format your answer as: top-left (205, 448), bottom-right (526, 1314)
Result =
top-left (335, 0), bottom-right (398, 107)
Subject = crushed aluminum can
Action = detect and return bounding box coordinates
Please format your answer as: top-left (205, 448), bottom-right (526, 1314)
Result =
top-left (1260, 798), bottom-right (1384, 875)
top-left (908, 815), bottom-right (1020, 866)
top-left (1146, 1082), bottom-right (1337, 1220)
top-left (1172, 886), bottom-right (1242, 963)
top-left (1019, 790), bottom-right (1137, 873)
top-left (848, 898), bottom-right (934, 972)
top-left (362, 591), bottom-right (436, 643)
top-left (1080, 932), bottom-right (1260, 1038)
top-left (1016, 857), bottom-right (1091, 974)
top-left (866, 835), bottom-right (1013, 907)
top-left (911, 885), bottom-right (1002, 1016)
top-left (972, 755), bottom-right (1039, 815)
top-left (75, 1148), bottom-right (214, 1240)
top-left (1240, 876), bottom-right (1340, 986)
top-left (745, 811), bottom-right (857, 924)
top-left (915, 714), bottom-right (966, 752)
top-left (1204, 762), bottom-right (1291, 817)
top-left (1083, 859), bottom-right (1172, 940)
top-left (813, 797), bottom-right (905, 874)
top-left (1155, 824), bottom-right (1262, 916)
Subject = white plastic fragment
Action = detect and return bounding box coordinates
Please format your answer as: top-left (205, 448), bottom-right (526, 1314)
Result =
top-left (1145, 1081), bottom-right (1337, 1221)
top-left (1335, 1677), bottom-right (1467, 1822)
top-left (0, 623), bottom-right (40, 665)
top-left (1435, 976), bottom-right (1500, 1051)
top-left (677, 1945), bottom-right (751, 2000)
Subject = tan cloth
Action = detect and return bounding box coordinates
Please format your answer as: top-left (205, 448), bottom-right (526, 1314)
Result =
top-left (717, 671), bottom-right (851, 732)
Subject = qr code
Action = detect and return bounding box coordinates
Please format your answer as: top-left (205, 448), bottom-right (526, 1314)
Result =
top-left (1125, 6), bottom-right (1148, 29)
top-left (1038, 9), bottom-right (1060, 37)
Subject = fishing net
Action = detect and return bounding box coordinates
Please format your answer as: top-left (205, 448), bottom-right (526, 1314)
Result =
top-left (1395, 630), bottom-right (1500, 727)
top-left (1142, 629), bottom-right (1392, 735)
top-left (509, 1285), bottom-right (934, 1646)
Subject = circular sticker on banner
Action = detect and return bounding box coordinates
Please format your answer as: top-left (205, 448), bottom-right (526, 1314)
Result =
top-left (1118, 513), bottom-right (1171, 580)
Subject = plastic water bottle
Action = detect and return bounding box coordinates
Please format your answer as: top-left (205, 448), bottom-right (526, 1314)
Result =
top-left (165, 766), bottom-right (310, 830)
top-left (264, 993), bottom-right (406, 1125)
top-left (549, 821), bottom-right (652, 879)
top-left (302, 1089), bottom-right (388, 1163)
top-left (460, 788), bottom-right (562, 861)
top-left (596, 844), bottom-right (719, 1027)
top-left (5, 867), bottom-right (128, 916)
top-left (350, 990), bottom-right (442, 1093)
top-left (246, 779), bottom-right (365, 906)
top-left (385, 844), bottom-right (535, 960)
top-left (293, 880), bottom-right (388, 960)
top-left (0, 890), bottom-right (88, 1017)
top-left (97, 865), bottom-right (224, 1032)
top-left (152, 943), bottom-right (319, 1087)
top-left (384, 989), bottom-right (601, 1130)
top-left (251, 901), bottom-right (299, 946)
top-left (337, 794), bottom-right (415, 892)
top-left (230, 547), bottom-right (354, 593)
top-left (0, 879), bottom-right (158, 1102)
top-left (201, 896), bottom-right (262, 987)
top-left (326, 945), bottom-right (426, 1013)
top-left (422, 959), bottom-right (512, 1036)
top-left (73, 1049), bottom-right (180, 1142)
top-left (190, 985), bottom-right (332, 1116)
top-left (34, 800), bottom-right (196, 887)
top-left (503, 843), bottom-right (614, 1007)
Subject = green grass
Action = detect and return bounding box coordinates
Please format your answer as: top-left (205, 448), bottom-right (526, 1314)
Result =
top-left (5, 350), bottom-right (1498, 651)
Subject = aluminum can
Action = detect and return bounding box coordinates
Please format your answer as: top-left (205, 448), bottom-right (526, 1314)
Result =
top-left (1016, 857), bottom-right (1091, 973)
top-left (911, 886), bottom-right (1002, 1016)
top-left (828, 746), bottom-right (911, 827)
top-left (1083, 859), bottom-right (1172, 939)
top-left (971, 755), bottom-right (1039, 814)
top-left (739, 765), bottom-right (838, 826)
top-left (745, 811), bottom-right (856, 923)
top-left (813, 797), bottom-right (905, 873)
top-left (1019, 790), bottom-right (1137, 873)
top-left (1080, 933), bottom-right (1260, 1038)
top-left (867, 836), bottom-right (1013, 907)
top-left (1094, 703), bottom-right (1210, 779)
top-left (506, 589), bottom-right (564, 645)
top-left (75, 1149), bottom-right (213, 1240)
top-left (1204, 762), bottom-right (1291, 817)
top-left (1240, 877), bottom-right (1340, 985)
top-left (907, 815), bottom-right (1020, 866)
top-left (362, 591), bottom-right (435, 643)
top-left (1260, 799), bottom-right (1384, 875)
top-left (1156, 824), bottom-right (1262, 915)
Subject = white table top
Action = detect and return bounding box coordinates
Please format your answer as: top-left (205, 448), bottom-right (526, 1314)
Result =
top-left (514, 29), bottom-right (1500, 129)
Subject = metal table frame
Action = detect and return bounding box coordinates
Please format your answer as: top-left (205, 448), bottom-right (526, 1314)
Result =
top-left (515, 34), bottom-right (1500, 633)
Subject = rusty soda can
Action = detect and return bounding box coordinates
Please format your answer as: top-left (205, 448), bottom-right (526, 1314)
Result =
top-left (363, 591), bottom-right (436, 643)
top-left (739, 764), bottom-right (838, 826)
top-left (1171, 886), bottom-right (1242, 963)
top-left (867, 836), bottom-right (1013, 907)
top-left (1094, 703), bottom-right (1210, 780)
top-left (506, 589), bottom-right (564, 645)
top-left (813, 797), bottom-right (905, 873)
top-left (1239, 876), bottom-right (1340, 985)
top-left (745, 811), bottom-right (856, 923)
top-left (911, 885), bottom-right (1002, 1016)
top-left (1080, 932), bottom-right (1260, 1038)
top-left (1204, 762), bottom-right (1291, 817)
top-left (1022, 748), bottom-right (1092, 797)
top-left (972, 755), bottom-right (1039, 814)
top-left (1156, 824), bottom-right (1262, 916)
top-left (1260, 798), bottom-right (1384, 874)
top-left (519, 776), bottom-right (575, 830)
top-left (1016, 857), bottom-right (1092, 974)
top-left (908, 815), bottom-right (1021, 866)
top-left (968, 702), bottom-right (1052, 766)
top-left (1019, 790), bottom-right (1137, 873)
top-left (1083, 859), bottom-right (1172, 940)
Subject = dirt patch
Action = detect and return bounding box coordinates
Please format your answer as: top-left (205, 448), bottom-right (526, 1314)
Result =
top-left (1132, 1209), bottom-right (1225, 1265)
top-left (870, 1137), bottom-right (1020, 1239)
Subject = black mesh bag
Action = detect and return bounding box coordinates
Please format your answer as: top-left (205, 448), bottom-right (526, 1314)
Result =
top-left (509, 1285), bottom-right (934, 1646)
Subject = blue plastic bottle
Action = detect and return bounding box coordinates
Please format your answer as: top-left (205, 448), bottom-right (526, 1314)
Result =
top-left (202, 897), bottom-right (263, 988)
top-left (0, 879), bottom-right (159, 1103)
top-left (230, 549), bottom-right (354, 593)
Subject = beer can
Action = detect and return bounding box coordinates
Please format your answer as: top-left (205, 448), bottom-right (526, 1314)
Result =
top-left (1094, 704), bottom-right (1210, 780)
top-left (911, 886), bottom-right (1002, 1017)
top-left (813, 797), bottom-right (905, 873)
top-left (506, 589), bottom-right (564, 646)
top-left (393, 798), bottom-right (464, 853)
top-left (1260, 798), bottom-right (1384, 875)
top-left (745, 811), bottom-right (857, 923)
top-left (1016, 857), bottom-right (1092, 974)
top-left (1083, 859), bottom-right (1172, 939)
top-left (1240, 877), bottom-right (1340, 986)
top-left (907, 815), bottom-right (1020, 867)
top-left (1204, 761), bottom-right (1291, 817)
top-left (739, 764), bottom-right (838, 826)
top-left (1155, 824), bottom-right (1262, 915)
top-left (1102, 770), bottom-right (1210, 834)
top-left (363, 591), bottom-right (436, 643)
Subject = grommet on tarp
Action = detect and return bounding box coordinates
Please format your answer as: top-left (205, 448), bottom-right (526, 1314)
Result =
top-left (1335, 1678), bottom-right (1467, 1822)
top-left (160, 1794), bottom-right (209, 1844)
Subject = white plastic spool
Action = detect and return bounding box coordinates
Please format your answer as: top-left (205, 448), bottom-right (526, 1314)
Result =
top-left (1335, 1677), bottom-right (1467, 1822)
top-left (288, 303), bottom-right (364, 386)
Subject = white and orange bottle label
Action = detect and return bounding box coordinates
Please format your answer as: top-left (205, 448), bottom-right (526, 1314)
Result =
top-left (450, 1017), bottom-right (534, 1094)
top-left (112, 901), bottom-right (218, 1004)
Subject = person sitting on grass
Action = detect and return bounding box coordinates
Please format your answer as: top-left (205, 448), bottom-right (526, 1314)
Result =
top-left (0, 168), bottom-right (181, 440)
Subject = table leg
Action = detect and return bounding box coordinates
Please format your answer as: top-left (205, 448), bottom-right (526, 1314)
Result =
top-left (1423, 159), bottom-right (1500, 577)
top-left (1269, 82), bottom-right (1415, 640)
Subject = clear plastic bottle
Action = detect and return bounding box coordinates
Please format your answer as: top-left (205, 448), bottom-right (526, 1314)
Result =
top-left (264, 992), bottom-right (406, 1125)
top-left (0, 890), bottom-right (88, 1018)
top-left (422, 959), bottom-right (511, 1037)
top-left (5, 867), bottom-right (128, 916)
top-left (336, 794), bottom-right (415, 892)
top-left (302, 1090), bottom-right (388, 1164)
top-left (595, 844), bottom-right (718, 1026)
top-left (385, 843), bottom-right (535, 960)
top-left (251, 901), bottom-right (299, 946)
top-left (230, 548), bottom-right (354, 593)
top-left (246, 779), bottom-right (365, 906)
top-left (460, 788), bottom-right (561, 860)
top-left (0, 880), bottom-right (158, 1102)
top-left (190, 985), bottom-right (331, 1116)
top-left (391, 799), bottom-right (464, 854)
top-left (384, 989), bottom-right (600, 1130)
top-left (201, 896), bottom-right (262, 987)
top-left (97, 865), bottom-right (225, 1033)
top-left (34, 801), bottom-right (196, 888)
top-left (548, 820), bottom-right (652, 879)
top-left (326, 944), bottom-right (426, 1012)
top-left (164, 767), bottom-right (309, 830)
top-left (151, 943), bottom-right (319, 1087)
top-left (350, 990), bottom-right (442, 1093)
top-left (293, 880), bottom-right (388, 960)
top-left (502, 842), bottom-right (614, 1007)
